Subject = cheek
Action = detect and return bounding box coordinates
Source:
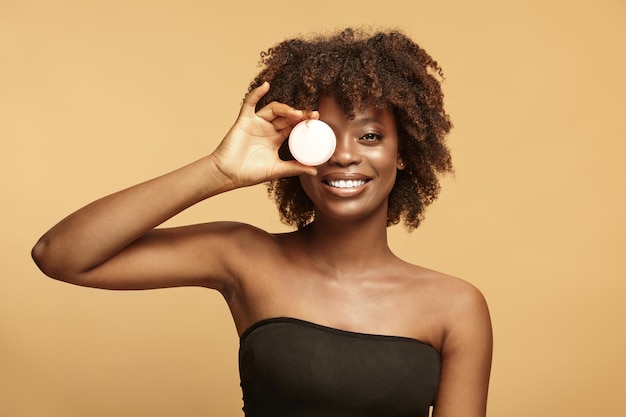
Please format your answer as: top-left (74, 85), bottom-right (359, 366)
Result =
top-left (371, 149), bottom-right (400, 191)
top-left (383, 168), bottom-right (399, 192)
top-left (371, 147), bottom-right (400, 173)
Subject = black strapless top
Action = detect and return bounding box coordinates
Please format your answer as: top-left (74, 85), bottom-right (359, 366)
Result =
top-left (239, 317), bottom-right (441, 417)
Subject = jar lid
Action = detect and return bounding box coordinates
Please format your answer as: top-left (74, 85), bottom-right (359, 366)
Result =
top-left (288, 120), bottom-right (336, 166)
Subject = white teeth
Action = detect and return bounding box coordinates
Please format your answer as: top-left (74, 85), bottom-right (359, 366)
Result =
top-left (327, 179), bottom-right (367, 188)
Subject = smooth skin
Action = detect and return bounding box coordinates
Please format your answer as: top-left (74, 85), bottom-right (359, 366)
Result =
top-left (32, 81), bottom-right (492, 417)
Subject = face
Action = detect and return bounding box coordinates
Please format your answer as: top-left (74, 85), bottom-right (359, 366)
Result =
top-left (299, 96), bottom-right (404, 225)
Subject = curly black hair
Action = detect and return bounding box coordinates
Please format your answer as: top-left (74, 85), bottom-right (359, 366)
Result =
top-left (247, 27), bottom-right (453, 231)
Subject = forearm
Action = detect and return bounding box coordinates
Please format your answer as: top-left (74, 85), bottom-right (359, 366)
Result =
top-left (31, 154), bottom-right (232, 279)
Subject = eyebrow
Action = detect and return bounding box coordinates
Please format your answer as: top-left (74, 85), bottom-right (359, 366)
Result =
top-left (322, 115), bottom-right (386, 131)
top-left (353, 116), bottom-right (385, 126)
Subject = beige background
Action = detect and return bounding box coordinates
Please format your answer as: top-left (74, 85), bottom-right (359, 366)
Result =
top-left (2, 0), bottom-right (625, 416)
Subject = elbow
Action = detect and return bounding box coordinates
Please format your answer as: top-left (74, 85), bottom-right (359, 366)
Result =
top-left (31, 236), bottom-right (56, 278)
top-left (31, 236), bottom-right (101, 288)
top-left (31, 236), bottom-right (69, 281)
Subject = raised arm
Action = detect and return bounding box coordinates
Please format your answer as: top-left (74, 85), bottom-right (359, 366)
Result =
top-left (31, 82), bottom-right (317, 291)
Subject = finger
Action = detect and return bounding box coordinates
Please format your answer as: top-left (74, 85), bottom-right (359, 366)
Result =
top-left (304, 110), bottom-right (320, 120)
top-left (240, 81), bottom-right (271, 116)
top-left (257, 101), bottom-right (304, 123)
top-left (270, 109), bottom-right (321, 135)
top-left (269, 116), bottom-right (298, 133)
top-left (278, 160), bottom-right (318, 178)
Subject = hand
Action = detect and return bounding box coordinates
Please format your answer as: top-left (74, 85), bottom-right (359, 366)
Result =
top-left (211, 82), bottom-right (319, 188)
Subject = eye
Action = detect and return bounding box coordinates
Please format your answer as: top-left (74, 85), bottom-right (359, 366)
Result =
top-left (360, 132), bottom-right (382, 142)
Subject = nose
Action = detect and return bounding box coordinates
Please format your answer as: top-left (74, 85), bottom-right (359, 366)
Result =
top-left (328, 133), bottom-right (361, 166)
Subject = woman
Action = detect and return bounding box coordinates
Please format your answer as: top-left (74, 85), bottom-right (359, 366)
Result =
top-left (32, 27), bottom-right (492, 417)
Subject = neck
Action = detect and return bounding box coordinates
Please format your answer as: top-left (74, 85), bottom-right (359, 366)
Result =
top-left (299, 213), bottom-right (395, 277)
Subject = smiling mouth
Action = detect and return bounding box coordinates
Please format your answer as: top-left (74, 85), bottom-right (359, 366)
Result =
top-left (323, 179), bottom-right (370, 189)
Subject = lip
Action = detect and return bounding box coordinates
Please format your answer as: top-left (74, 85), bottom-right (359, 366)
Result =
top-left (321, 171), bottom-right (372, 181)
top-left (319, 172), bottom-right (372, 196)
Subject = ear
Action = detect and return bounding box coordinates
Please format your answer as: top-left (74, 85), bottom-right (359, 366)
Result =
top-left (397, 155), bottom-right (406, 170)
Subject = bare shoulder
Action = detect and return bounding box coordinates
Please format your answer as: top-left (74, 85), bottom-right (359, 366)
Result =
top-left (204, 221), bottom-right (293, 273)
top-left (398, 262), bottom-right (491, 350)
top-left (407, 263), bottom-right (489, 317)
top-left (414, 265), bottom-right (492, 358)
top-left (437, 273), bottom-right (491, 343)
top-left (194, 220), bottom-right (282, 261)
top-left (211, 220), bottom-right (276, 245)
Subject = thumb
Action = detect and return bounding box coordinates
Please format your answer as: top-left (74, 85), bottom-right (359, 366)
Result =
top-left (276, 161), bottom-right (318, 178)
